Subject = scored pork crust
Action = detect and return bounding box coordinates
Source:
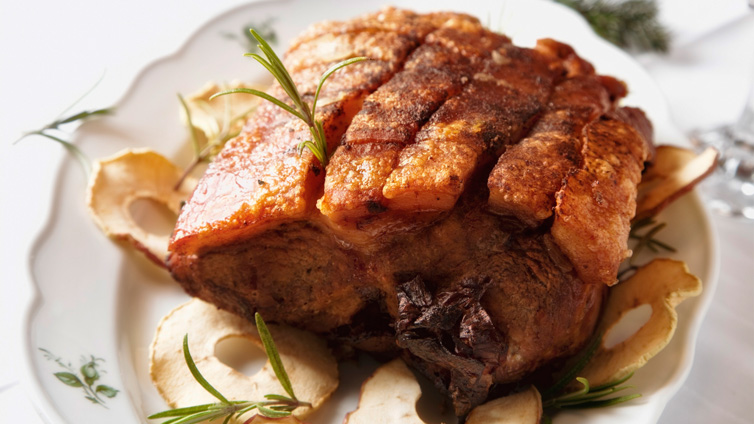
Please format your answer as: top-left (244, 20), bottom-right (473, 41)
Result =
top-left (167, 8), bottom-right (652, 416)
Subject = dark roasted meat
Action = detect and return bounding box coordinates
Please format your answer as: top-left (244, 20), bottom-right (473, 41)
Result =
top-left (167, 8), bottom-right (652, 416)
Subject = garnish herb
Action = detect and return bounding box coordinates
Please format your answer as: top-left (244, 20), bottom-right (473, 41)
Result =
top-left (14, 76), bottom-right (113, 177)
top-left (540, 333), bottom-right (641, 422)
top-left (174, 91), bottom-right (258, 190)
top-left (148, 313), bottom-right (310, 424)
top-left (628, 216), bottom-right (677, 257)
top-left (211, 29), bottom-right (367, 167)
top-left (555, 0), bottom-right (671, 53)
top-left (619, 216), bottom-right (676, 280)
top-left (14, 107), bottom-right (113, 177)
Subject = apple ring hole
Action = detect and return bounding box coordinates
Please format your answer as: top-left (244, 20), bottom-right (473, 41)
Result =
top-left (214, 336), bottom-right (267, 377)
top-left (129, 197), bottom-right (178, 238)
top-left (603, 303), bottom-right (652, 349)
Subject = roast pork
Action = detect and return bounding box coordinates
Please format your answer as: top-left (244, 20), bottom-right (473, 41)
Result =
top-left (167, 8), bottom-right (652, 415)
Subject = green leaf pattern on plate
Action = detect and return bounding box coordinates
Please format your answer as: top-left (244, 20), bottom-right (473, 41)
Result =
top-left (221, 17), bottom-right (278, 52)
top-left (40, 348), bottom-right (119, 408)
top-left (54, 372), bottom-right (84, 388)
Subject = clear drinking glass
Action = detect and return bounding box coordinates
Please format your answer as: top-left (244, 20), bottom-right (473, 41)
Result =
top-left (692, 74), bottom-right (754, 220)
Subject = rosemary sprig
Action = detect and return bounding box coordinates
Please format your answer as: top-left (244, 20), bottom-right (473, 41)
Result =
top-left (540, 333), bottom-right (641, 418)
top-left (619, 216), bottom-right (676, 280)
top-left (148, 313), bottom-right (311, 424)
top-left (14, 107), bottom-right (113, 176)
top-left (211, 29), bottom-right (367, 167)
top-left (628, 216), bottom-right (677, 258)
top-left (14, 75), bottom-right (114, 177)
top-left (541, 332), bottom-right (603, 399)
top-left (543, 374), bottom-right (640, 409)
top-left (174, 91), bottom-right (258, 190)
top-left (555, 0), bottom-right (671, 53)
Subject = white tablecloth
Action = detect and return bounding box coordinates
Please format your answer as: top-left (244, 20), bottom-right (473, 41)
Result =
top-left (1, 1), bottom-right (752, 422)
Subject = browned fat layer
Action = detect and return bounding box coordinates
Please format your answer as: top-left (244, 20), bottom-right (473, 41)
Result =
top-left (170, 19), bottom-right (430, 256)
top-left (487, 75), bottom-right (618, 226)
top-left (284, 32), bottom-right (419, 74)
top-left (320, 22), bottom-right (512, 223)
top-left (341, 23), bottom-right (504, 147)
top-left (551, 112), bottom-right (651, 286)
top-left (286, 7), bottom-right (479, 53)
top-left (383, 44), bottom-right (559, 212)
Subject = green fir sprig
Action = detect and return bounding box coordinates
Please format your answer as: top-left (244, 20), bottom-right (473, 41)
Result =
top-left (148, 313), bottom-right (310, 424)
top-left (556, 0), bottom-right (671, 53)
top-left (211, 29), bottom-right (367, 167)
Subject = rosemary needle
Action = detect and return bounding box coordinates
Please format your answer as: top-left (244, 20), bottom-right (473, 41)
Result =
top-left (540, 334), bottom-right (641, 416)
top-left (211, 29), bottom-right (367, 167)
top-left (148, 315), bottom-right (310, 424)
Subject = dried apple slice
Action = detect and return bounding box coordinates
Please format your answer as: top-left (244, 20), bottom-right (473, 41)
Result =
top-left (640, 145), bottom-right (699, 184)
top-left (635, 146), bottom-right (718, 221)
top-left (344, 359), bottom-right (425, 424)
top-left (579, 259), bottom-right (702, 386)
top-left (181, 81), bottom-right (263, 156)
top-left (245, 416), bottom-right (305, 424)
top-left (346, 360), bottom-right (542, 424)
top-left (465, 386), bottom-right (542, 424)
top-left (150, 298), bottom-right (338, 420)
top-left (86, 148), bottom-right (195, 266)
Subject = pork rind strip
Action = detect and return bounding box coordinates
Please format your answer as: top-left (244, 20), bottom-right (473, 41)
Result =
top-left (170, 12), bottom-right (430, 256)
top-left (320, 16), bottom-right (507, 223)
top-left (486, 74), bottom-right (619, 226)
top-left (551, 109), bottom-right (652, 286)
top-left (383, 44), bottom-right (557, 212)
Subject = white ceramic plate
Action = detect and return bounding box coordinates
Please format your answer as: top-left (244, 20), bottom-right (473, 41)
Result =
top-left (22, 0), bottom-right (719, 423)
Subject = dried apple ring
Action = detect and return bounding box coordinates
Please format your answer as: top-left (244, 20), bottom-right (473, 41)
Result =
top-left (181, 81), bottom-right (263, 148)
top-left (86, 148), bottom-right (195, 266)
top-left (245, 416), bottom-right (305, 424)
top-left (149, 298), bottom-right (338, 420)
top-left (344, 359), bottom-right (424, 424)
top-left (465, 386), bottom-right (542, 424)
top-left (635, 146), bottom-right (717, 221)
top-left (346, 359), bottom-right (542, 424)
top-left (579, 258), bottom-right (702, 386)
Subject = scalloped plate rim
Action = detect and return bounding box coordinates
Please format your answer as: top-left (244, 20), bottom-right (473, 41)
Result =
top-left (19, 1), bottom-right (720, 423)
